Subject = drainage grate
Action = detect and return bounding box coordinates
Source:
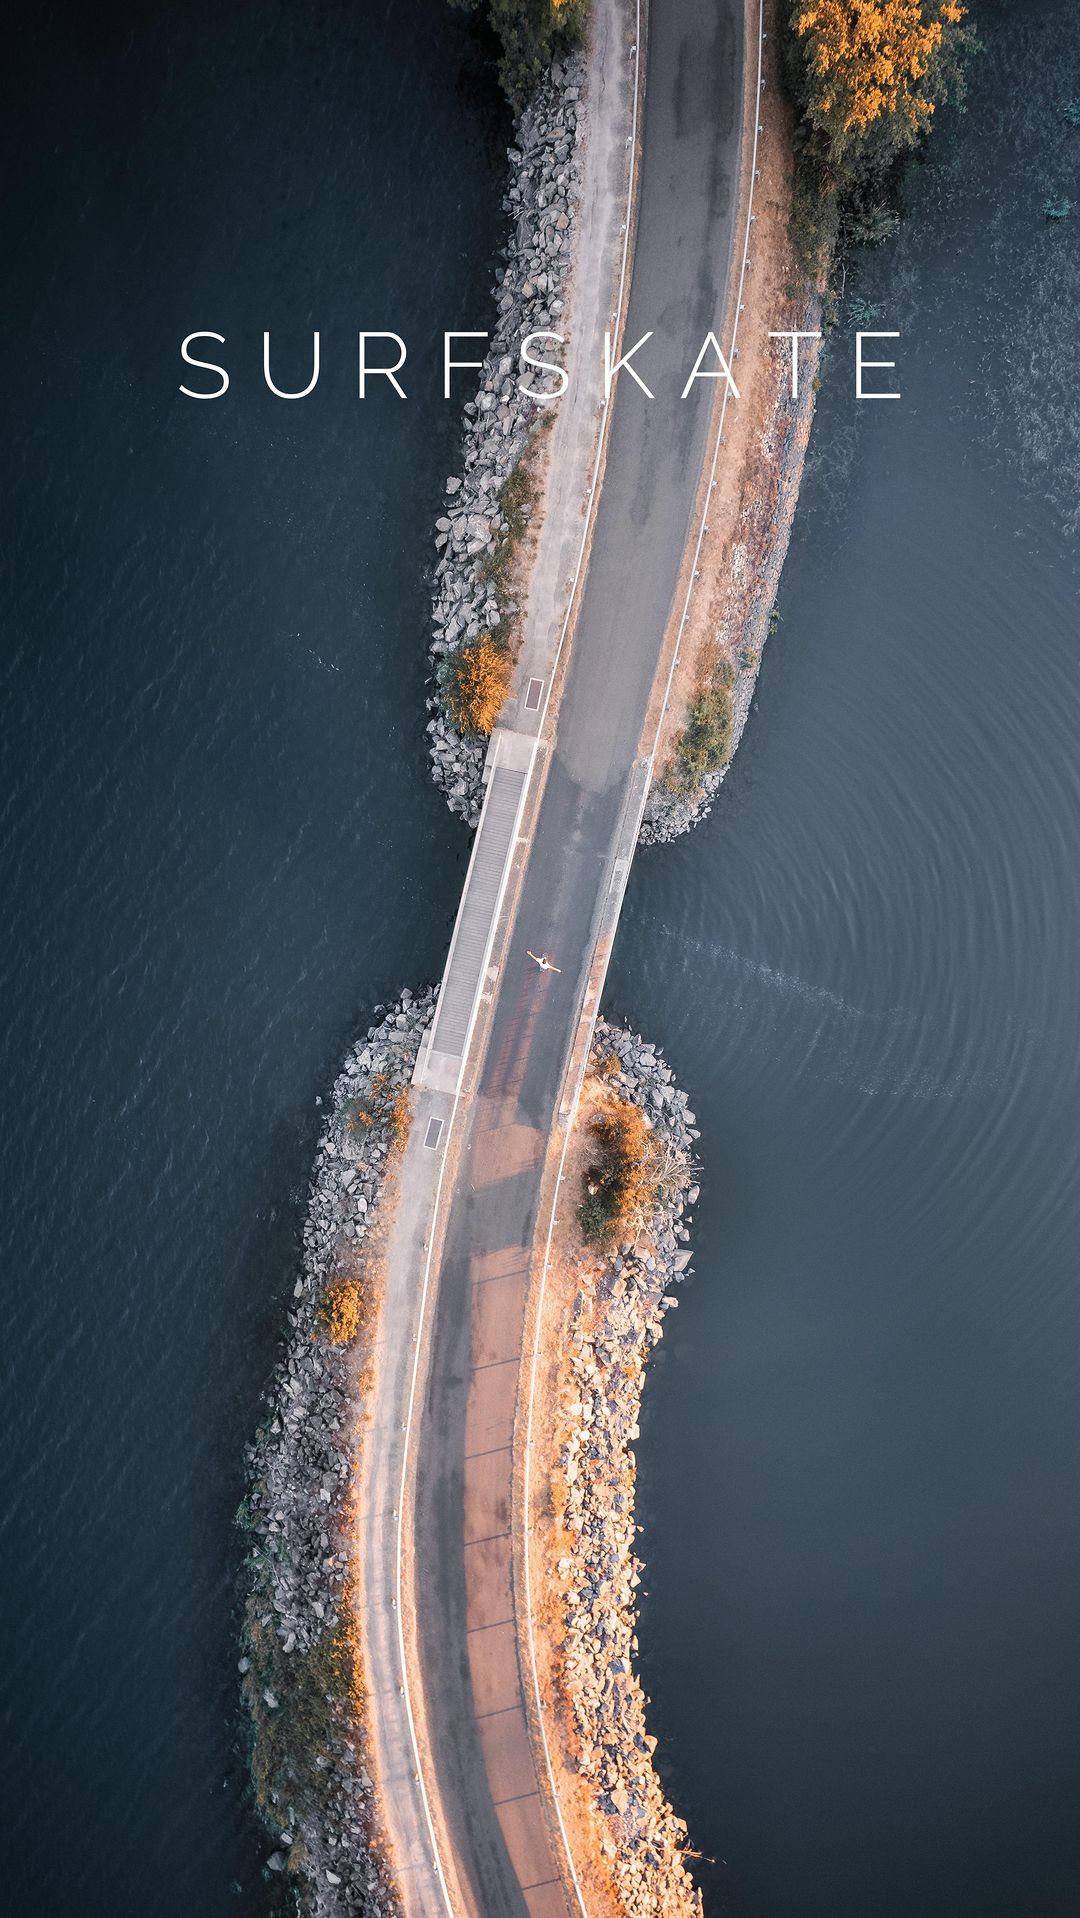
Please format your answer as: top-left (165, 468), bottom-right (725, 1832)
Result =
top-left (523, 676), bottom-right (544, 713)
top-left (423, 1116), bottom-right (444, 1150)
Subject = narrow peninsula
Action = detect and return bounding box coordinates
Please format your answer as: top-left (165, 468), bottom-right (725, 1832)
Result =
top-left (241, 3), bottom-right (976, 1912)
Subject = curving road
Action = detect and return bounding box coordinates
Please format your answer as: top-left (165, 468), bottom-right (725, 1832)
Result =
top-left (400, 0), bottom-right (750, 1911)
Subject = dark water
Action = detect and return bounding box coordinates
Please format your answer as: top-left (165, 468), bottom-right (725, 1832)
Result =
top-left (0, 3), bottom-right (508, 1912)
top-left (613, 4), bottom-right (1080, 1915)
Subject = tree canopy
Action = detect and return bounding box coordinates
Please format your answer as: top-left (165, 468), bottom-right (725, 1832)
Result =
top-left (793, 1), bottom-right (969, 159)
top-left (782, 0), bottom-right (975, 269)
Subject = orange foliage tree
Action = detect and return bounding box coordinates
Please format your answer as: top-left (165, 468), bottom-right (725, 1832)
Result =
top-left (793, 0), bottom-right (968, 156)
top-left (445, 632), bottom-right (513, 738)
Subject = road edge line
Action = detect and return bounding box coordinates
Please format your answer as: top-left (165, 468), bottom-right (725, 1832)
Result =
top-left (519, 2), bottom-right (766, 1908)
top-left (391, 3), bottom-right (647, 1910)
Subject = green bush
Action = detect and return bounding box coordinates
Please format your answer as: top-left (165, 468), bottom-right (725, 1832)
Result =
top-left (579, 1190), bottom-right (612, 1245)
top-left (450, 0), bottom-right (590, 109)
top-left (243, 1604), bottom-right (360, 1821)
top-left (665, 661), bottom-right (735, 799)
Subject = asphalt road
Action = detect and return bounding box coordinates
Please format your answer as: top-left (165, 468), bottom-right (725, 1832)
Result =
top-left (411, 1), bottom-right (746, 1910)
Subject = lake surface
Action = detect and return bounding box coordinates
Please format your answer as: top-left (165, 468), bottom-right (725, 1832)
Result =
top-left (612, 3), bottom-right (1080, 1914)
top-left (0, 3), bottom-right (507, 1911)
top-left (3, 1), bottom-right (1079, 1915)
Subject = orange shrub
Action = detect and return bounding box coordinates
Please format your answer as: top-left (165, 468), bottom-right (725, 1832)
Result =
top-left (794, 0), bottom-right (968, 149)
top-left (446, 633), bottom-right (512, 738)
top-left (579, 1097), bottom-right (661, 1245)
top-left (346, 1069), bottom-right (408, 1140)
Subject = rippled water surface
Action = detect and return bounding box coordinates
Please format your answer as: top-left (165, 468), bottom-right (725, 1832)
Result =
top-left (0, 3), bottom-right (507, 1911)
top-left (612, 3), bottom-right (1080, 1913)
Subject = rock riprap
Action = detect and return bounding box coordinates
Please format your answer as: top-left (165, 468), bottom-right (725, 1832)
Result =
top-left (428, 56), bottom-right (583, 822)
top-left (640, 304), bottom-right (823, 848)
top-left (552, 1019), bottom-right (704, 1916)
top-left (240, 989), bottom-right (434, 1916)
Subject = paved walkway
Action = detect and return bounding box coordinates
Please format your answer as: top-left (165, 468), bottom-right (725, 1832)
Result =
top-left (360, 1), bottom-right (640, 1909)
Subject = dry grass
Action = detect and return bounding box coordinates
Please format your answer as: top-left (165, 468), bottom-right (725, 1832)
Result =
top-left (579, 1095), bottom-right (663, 1246)
top-left (445, 631), bottom-right (514, 738)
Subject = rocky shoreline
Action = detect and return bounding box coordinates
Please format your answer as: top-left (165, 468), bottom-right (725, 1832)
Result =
top-left (427, 54), bottom-right (584, 823)
top-left (548, 1019), bottom-right (704, 1915)
top-left (239, 989), bottom-right (433, 1916)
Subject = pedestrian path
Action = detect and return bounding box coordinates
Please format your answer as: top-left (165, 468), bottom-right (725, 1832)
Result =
top-left (413, 728), bottom-right (537, 1095)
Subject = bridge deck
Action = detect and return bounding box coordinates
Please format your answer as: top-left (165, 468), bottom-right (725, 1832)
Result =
top-left (414, 728), bottom-right (537, 1095)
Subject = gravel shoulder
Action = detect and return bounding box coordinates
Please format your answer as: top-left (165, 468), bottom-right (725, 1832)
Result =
top-left (641, 0), bottom-right (823, 846)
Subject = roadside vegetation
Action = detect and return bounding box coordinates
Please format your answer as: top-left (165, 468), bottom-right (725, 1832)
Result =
top-left (481, 461), bottom-right (535, 608)
top-left (345, 1070), bottom-right (411, 1146)
top-left (241, 1582), bottom-right (365, 1836)
top-left (318, 1274), bottom-right (368, 1346)
top-left (662, 659), bottom-right (736, 804)
top-left (781, 1), bottom-right (976, 277)
top-left (579, 1089), bottom-right (697, 1247)
top-left (442, 459), bottom-right (536, 738)
top-left (445, 630), bottom-right (515, 736)
top-left (449, 0), bottom-right (589, 107)
top-left (579, 1098), bottom-right (663, 1246)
